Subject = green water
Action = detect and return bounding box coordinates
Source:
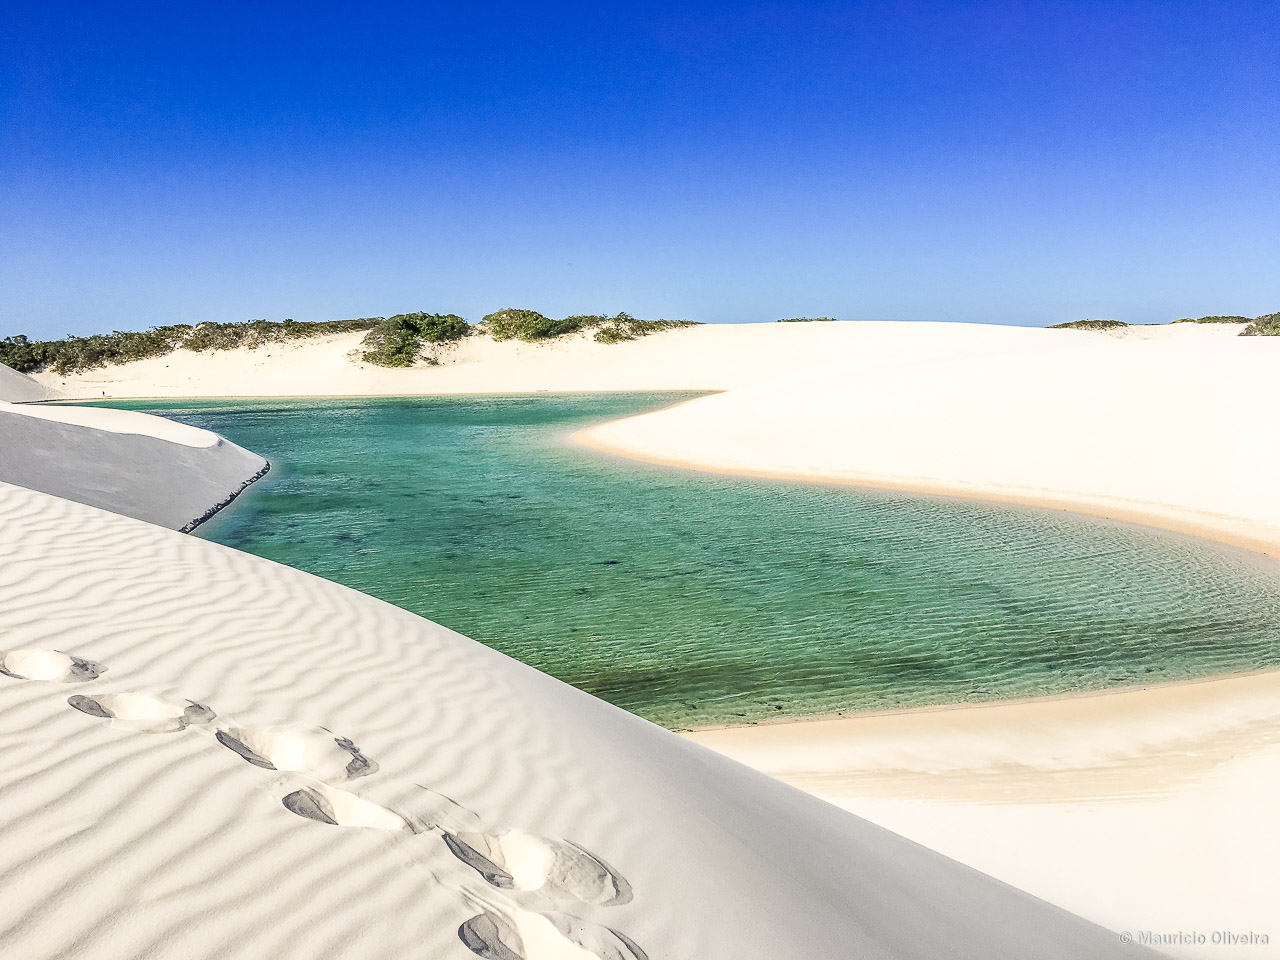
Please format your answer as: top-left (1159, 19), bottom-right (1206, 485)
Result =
top-left (105, 394), bottom-right (1280, 729)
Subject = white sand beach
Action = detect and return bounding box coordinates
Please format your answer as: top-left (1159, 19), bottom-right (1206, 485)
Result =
top-left (686, 670), bottom-right (1280, 955)
top-left (575, 321), bottom-right (1280, 558)
top-left (6, 318), bottom-right (1278, 957)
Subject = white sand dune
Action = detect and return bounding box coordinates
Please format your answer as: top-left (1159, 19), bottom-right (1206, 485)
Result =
top-left (0, 481), bottom-right (1153, 959)
top-left (30, 326), bottom-right (801, 398)
top-left (576, 321), bottom-right (1280, 557)
top-left (687, 670), bottom-right (1280, 957)
top-left (0, 401), bottom-right (268, 530)
top-left (0, 363), bottom-right (61, 403)
top-left (28, 318), bottom-right (1263, 410)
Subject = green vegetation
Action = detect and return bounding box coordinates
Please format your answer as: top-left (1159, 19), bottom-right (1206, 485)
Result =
top-left (9, 301), bottom-right (1271, 377)
top-left (1050, 311), bottom-right (1279, 336)
top-left (1241, 312), bottom-right (1280, 337)
top-left (360, 313), bottom-right (470, 366)
top-left (481, 308), bottom-right (590, 342)
top-left (360, 317), bottom-right (424, 367)
top-left (1047, 319), bottom-right (1128, 330)
top-left (2, 307), bottom-right (702, 375)
top-left (1, 327), bottom-right (184, 374)
top-left (182, 317), bottom-right (380, 353)
top-left (0, 335), bottom-right (59, 372)
top-left (480, 308), bottom-right (697, 344)
top-left (592, 314), bottom-right (699, 343)
top-left (1169, 310), bottom-right (1279, 335)
top-left (0, 318), bottom-right (382, 375)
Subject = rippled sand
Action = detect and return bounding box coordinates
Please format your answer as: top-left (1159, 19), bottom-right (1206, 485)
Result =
top-left (0, 481), bottom-right (1148, 959)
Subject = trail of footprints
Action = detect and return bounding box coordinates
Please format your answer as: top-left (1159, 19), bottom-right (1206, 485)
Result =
top-left (0, 649), bottom-right (647, 960)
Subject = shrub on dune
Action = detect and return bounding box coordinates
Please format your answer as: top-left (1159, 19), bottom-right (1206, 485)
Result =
top-left (1050, 312), bottom-right (1278, 335)
top-left (593, 314), bottom-right (699, 343)
top-left (481, 308), bottom-right (697, 344)
top-left (44, 326), bottom-right (189, 373)
top-left (183, 317), bottom-right (381, 353)
top-left (407, 313), bottom-right (470, 343)
top-left (1174, 315), bottom-right (1252, 324)
top-left (3, 307), bottom-right (700, 374)
top-left (481, 308), bottom-right (589, 342)
top-left (361, 313), bottom-right (470, 366)
top-left (2, 318), bottom-right (385, 374)
top-left (0, 335), bottom-right (56, 373)
top-left (1047, 319), bottom-right (1128, 330)
top-left (361, 317), bottom-right (424, 366)
top-left (1241, 312), bottom-right (1280, 337)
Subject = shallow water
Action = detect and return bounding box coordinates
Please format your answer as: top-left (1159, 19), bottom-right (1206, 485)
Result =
top-left (104, 394), bottom-right (1280, 729)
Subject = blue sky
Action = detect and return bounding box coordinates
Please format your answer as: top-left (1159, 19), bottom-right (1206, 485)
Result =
top-left (2, 1), bottom-right (1277, 337)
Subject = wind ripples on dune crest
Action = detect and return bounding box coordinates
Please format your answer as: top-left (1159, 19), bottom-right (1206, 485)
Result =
top-left (0, 483), bottom-right (654, 960)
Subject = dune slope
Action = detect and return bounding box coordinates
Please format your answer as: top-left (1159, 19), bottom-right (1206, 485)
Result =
top-left (0, 363), bottom-right (60, 403)
top-left (687, 668), bottom-right (1280, 957)
top-left (577, 321), bottom-right (1280, 557)
top-left (0, 481), bottom-right (1154, 960)
top-left (0, 403), bottom-right (268, 530)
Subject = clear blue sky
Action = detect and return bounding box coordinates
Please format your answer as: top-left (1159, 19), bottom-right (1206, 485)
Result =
top-left (2, 1), bottom-right (1277, 338)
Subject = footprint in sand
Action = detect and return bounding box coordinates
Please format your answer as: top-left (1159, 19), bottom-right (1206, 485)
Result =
top-left (215, 725), bottom-right (378, 781)
top-left (281, 783), bottom-right (415, 832)
top-left (444, 831), bottom-right (633, 907)
top-left (459, 908), bottom-right (648, 960)
top-left (0, 649), bottom-right (104, 683)
top-left (15, 658), bottom-right (646, 959)
top-left (68, 692), bottom-right (215, 733)
top-left (252, 731), bottom-right (643, 958)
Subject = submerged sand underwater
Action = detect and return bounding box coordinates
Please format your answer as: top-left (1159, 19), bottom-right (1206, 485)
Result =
top-left (101, 393), bottom-right (1280, 730)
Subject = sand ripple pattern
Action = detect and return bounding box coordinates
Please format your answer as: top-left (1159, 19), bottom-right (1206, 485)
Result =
top-left (0, 481), bottom-right (1156, 959)
top-left (22, 644), bottom-right (644, 957)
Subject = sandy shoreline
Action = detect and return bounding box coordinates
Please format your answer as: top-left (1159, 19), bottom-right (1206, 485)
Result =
top-left (681, 663), bottom-right (1280, 954)
top-left (680, 658), bottom-right (1280, 735)
top-left (179, 459), bottom-right (272, 533)
top-left (684, 665), bottom-right (1280, 798)
top-left (578, 419), bottom-right (1280, 559)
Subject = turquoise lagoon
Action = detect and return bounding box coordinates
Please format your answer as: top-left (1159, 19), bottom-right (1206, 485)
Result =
top-left (106, 394), bottom-right (1280, 729)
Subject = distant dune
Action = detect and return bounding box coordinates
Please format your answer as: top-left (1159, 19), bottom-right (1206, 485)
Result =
top-left (0, 362), bottom-right (61, 402)
top-left (0, 400), bottom-right (267, 530)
